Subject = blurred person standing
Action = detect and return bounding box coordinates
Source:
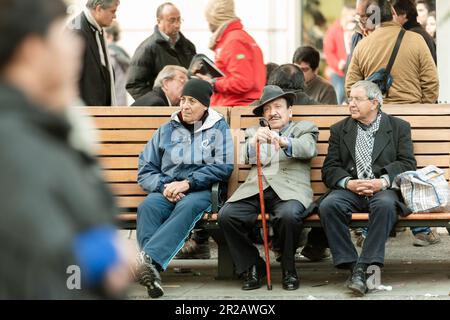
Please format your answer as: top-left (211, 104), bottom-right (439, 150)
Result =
top-left (131, 65), bottom-right (188, 106)
top-left (392, 0), bottom-right (436, 64)
top-left (0, 0), bottom-right (132, 299)
top-left (196, 0), bottom-right (265, 107)
top-left (323, 5), bottom-right (356, 104)
top-left (426, 11), bottom-right (436, 40)
top-left (416, 0), bottom-right (433, 27)
top-left (126, 3), bottom-right (196, 100)
top-left (69, 0), bottom-right (120, 106)
top-left (105, 21), bottom-right (130, 106)
top-left (346, 0), bottom-right (438, 104)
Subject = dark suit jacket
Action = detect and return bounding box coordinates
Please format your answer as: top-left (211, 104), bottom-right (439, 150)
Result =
top-left (320, 112), bottom-right (417, 216)
top-left (71, 13), bottom-right (112, 106)
top-left (131, 87), bottom-right (170, 107)
top-left (323, 112), bottom-right (416, 187)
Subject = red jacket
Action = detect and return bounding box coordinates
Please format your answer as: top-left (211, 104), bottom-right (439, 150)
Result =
top-left (211, 20), bottom-right (265, 107)
top-left (323, 19), bottom-right (348, 77)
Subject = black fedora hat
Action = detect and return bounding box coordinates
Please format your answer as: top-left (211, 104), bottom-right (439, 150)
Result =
top-left (252, 85), bottom-right (296, 116)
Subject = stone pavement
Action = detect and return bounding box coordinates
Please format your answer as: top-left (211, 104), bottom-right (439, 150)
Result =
top-left (124, 228), bottom-right (450, 300)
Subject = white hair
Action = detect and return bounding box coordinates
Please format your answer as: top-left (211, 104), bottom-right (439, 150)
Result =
top-left (153, 65), bottom-right (188, 89)
top-left (351, 80), bottom-right (383, 108)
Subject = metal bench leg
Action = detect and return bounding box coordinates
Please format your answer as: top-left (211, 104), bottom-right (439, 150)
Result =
top-left (208, 226), bottom-right (236, 280)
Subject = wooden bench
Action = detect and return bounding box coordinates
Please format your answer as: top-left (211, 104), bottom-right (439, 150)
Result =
top-left (82, 105), bottom-right (450, 279)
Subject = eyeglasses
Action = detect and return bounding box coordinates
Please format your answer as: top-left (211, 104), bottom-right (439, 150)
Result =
top-left (166, 17), bottom-right (183, 25)
top-left (348, 96), bottom-right (372, 104)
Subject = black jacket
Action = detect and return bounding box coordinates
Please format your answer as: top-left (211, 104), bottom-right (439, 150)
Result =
top-left (322, 113), bottom-right (416, 187)
top-left (404, 20), bottom-right (437, 65)
top-left (70, 12), bottom-right (112, 106)
top-left (131, 87), bottom-right (170, 106)
top-left (320, 113), bottom-right (416, 216)
top-left (0, 84), bottom-right (118, 298)
top-left (126, 26), bottom-right (196, 100)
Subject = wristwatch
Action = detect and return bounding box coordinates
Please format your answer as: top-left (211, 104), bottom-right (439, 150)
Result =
top-left (380, 178), bottom-right (389, 190)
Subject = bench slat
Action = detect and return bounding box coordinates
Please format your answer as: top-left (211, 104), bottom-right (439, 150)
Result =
top-left (240, 116), bottom-right (450, 129)
top-left (116, 212), bottom-right (450, 222)
top-left (96, 130), bottom-right (155, 142)
top-left (229, 105), bottom-right (450, 116)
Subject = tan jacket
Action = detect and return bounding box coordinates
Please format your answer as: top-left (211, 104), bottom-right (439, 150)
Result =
top-left (346, 21), bottom-right (439, 104)
top-left (227, 121), bottom-right (319, 208)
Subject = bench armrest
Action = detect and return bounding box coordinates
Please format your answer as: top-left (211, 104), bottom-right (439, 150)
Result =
top-left (211, 182), bottom-right (220, 215)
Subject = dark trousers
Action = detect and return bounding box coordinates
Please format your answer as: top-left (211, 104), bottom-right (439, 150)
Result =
top-left (319, 189), bottom-right (398, 268)
top-left (218, 188), bottom-right (305, 274)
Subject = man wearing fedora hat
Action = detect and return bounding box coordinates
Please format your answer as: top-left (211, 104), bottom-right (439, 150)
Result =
top-left (218, 85), bottom-right (319, 291)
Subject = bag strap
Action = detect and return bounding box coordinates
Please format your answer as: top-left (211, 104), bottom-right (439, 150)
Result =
top-left (385, 28), bottom-right (405, 97)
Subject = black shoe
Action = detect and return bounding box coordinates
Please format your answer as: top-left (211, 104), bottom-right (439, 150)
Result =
top-left (282, 269), bottom-right (299, 290)
top-left (242, 263), bottom-right (266, 290)
top-left (136, 252), bottom-right (164, 298)
top-left (300, 244), bottom-right (330, 262)
top-left (347, 266), bottom-right (368, 296)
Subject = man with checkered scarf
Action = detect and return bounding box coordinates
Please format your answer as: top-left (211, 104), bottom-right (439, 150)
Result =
top-left (319, 80), bottom-right (416, 296)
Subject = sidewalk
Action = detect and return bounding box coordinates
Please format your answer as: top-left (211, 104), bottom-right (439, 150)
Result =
top-left (124, 228), bottom-right (450, 300)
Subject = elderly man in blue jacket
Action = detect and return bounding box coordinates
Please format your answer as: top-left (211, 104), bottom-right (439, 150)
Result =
top-left (135, 79), bottom-right (234, 298)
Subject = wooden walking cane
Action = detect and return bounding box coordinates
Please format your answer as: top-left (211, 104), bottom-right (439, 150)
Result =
top-left (256, 118), bottom-right (272, 290)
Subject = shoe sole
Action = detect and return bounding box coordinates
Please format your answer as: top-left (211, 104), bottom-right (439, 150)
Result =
top-left (413, 239), bottom-right (441, 247)
top-left (283, 284), bottom-right (299, 290)
top-left (347, 283), bottom-right (366, 296)
top-left (241, 275), bottom-right (266, 291)
top-left (139, 274), bottom-right (164, 299)
top-left (147, 282), bottom-right (164, 299)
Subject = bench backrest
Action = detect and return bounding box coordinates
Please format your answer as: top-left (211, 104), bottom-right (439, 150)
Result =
top-left (82, 105), bottom-right (450, 213)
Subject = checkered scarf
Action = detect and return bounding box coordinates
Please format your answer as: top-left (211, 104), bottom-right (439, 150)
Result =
top-left (355, 113), bottom-right (382, 179)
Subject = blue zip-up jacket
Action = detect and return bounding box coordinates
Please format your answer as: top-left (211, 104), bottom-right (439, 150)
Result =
top-left (138, 109), bottom-right (234, 193)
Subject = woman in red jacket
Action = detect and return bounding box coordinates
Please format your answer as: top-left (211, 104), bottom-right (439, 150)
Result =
top-left (197, 0), bottom-right (266, 107)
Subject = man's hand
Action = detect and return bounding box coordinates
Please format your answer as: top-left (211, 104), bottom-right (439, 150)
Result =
top-left (347, 179), bottom-right (384, 197)
top-left (163, 180), bottom-right (189, 202)
top-left (195, 73), bottom-right (213, 84)
top-left (255, 127), bottom-right (283, 144)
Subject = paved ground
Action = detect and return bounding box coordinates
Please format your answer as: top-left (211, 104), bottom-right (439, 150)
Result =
top-left (124, 228), bottom-right (450, 300)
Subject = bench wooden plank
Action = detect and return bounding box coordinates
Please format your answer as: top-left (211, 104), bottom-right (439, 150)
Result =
top-left (96, 130), bottom-right (155, 142)
top-left (240, 115), bottom-right (450, 129)
top-left (318, 129), bottom-right (450, 142)
top-left (116, 212), bottom-right (450, 223)
top-left (225, 105), bottom-right (450, 116)
top-left (81, 106), bottom-right (230, 116)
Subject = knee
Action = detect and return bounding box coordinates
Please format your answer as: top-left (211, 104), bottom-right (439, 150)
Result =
top-left (218, 204), bottom-right (233, 225)
top-left (177, 193), bottom-right (210, 214)
top-left (370, 194), bottom-right (396, 212)
top-left (276, 209), bottom-right (301, 225)
top-left (319, 196), bottom-right (339, 219)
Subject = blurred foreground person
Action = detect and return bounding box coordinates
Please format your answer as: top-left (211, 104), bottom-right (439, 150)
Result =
top-left (0, 0), bottom-right (132, 299)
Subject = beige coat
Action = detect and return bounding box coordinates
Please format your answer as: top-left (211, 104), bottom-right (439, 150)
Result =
top-left (227, 121), bottom-right (319, 208)
top-left (346, 21), bottom-right (439, 104)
